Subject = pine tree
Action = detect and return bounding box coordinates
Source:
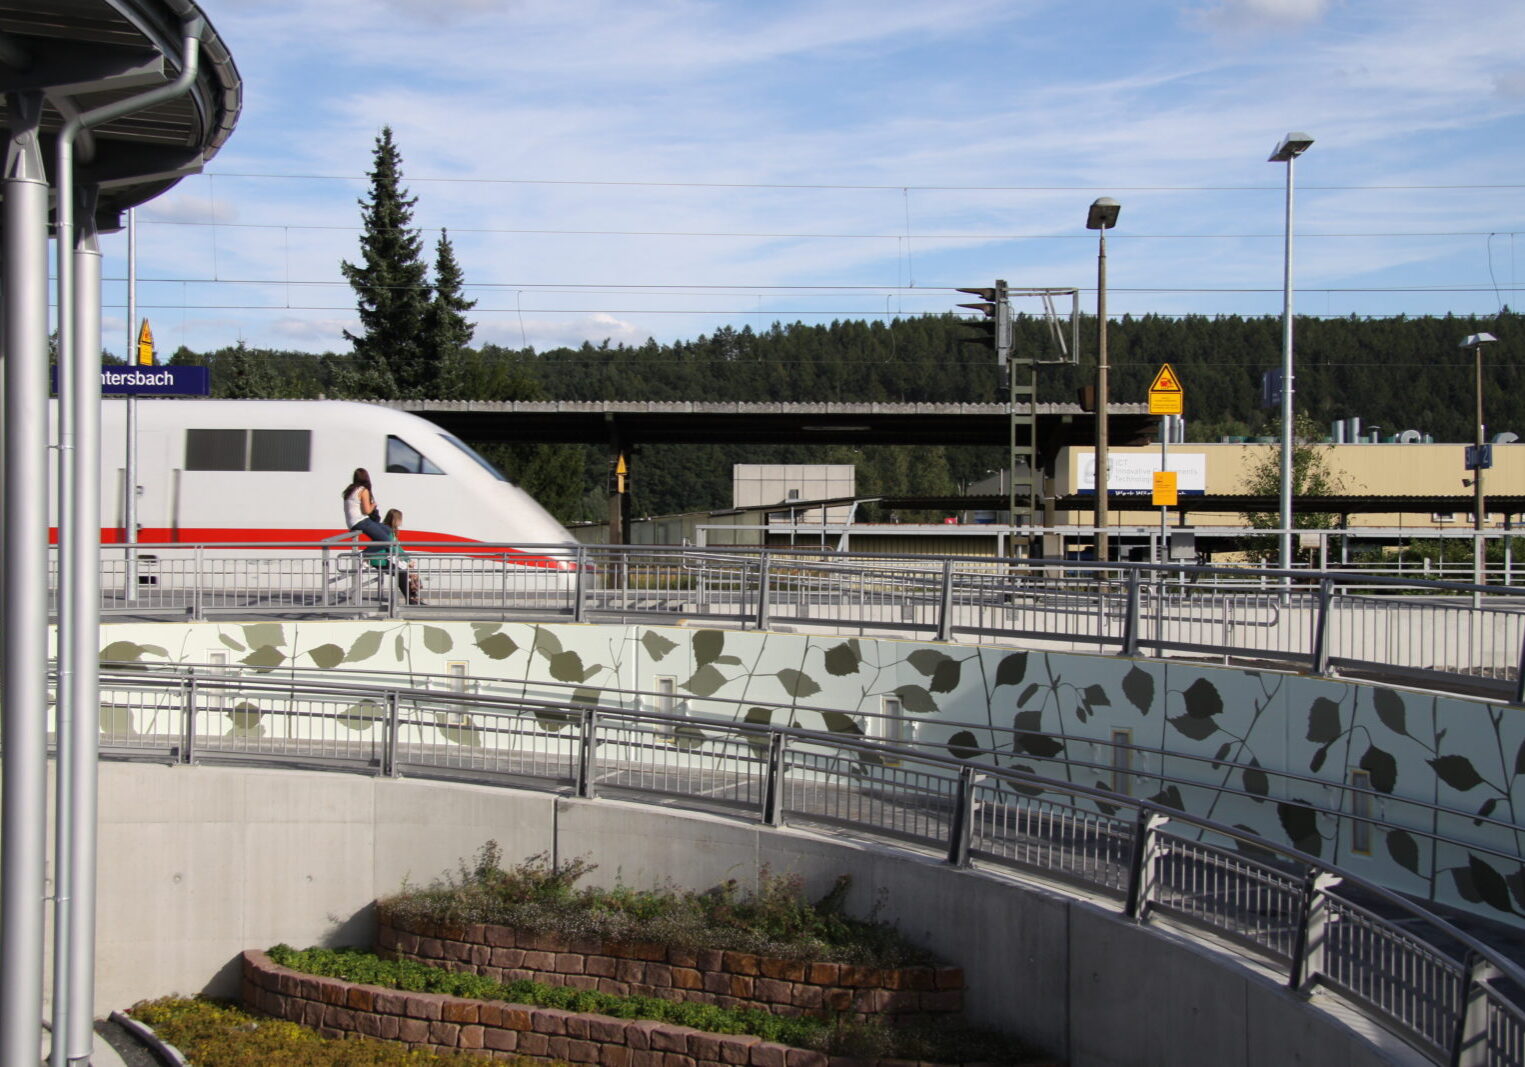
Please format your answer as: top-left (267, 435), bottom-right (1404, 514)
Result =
top-left (424, 227), bottom-right (477, 398)
top-left (340, 126), bottom-right (429, 397)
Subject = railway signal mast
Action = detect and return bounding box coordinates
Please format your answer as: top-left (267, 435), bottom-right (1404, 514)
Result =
top-left (957, 281), bottom-right (1079, 556)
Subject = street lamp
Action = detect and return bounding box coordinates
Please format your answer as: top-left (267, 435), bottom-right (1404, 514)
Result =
top-left (1463, 331), bottom-right (1498, 528)
top-left (1087, 197), bottom-right (1120, 564)
top-left (1268, 132), bottom-right (1313, 575)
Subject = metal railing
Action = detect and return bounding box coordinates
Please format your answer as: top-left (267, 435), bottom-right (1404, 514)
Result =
top-left (84, 541), bottom-right (1525, 702)
top-left (89, 667), bottom-right (1525, 1065)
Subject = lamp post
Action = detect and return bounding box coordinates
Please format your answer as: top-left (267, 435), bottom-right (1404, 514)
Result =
top-left (1087, 197), bottom-right (1120, 565)
top-left (1463, 332), bottom-right (1498, 590)
top-left (1268, 132), bottom-right (1313, 576)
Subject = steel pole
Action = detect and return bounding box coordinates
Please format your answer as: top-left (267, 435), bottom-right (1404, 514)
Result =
top-left (1475, 340), bottom-right (1486, 595)
top-left (1279, 155), bottom-right (1296, 577)
top-left (125, 210), bottom-right (137, 600)
top-left (1096, 228), bottom-right (1110, 564)
top-left (66, 197), bottom-right (103, 1065)
top-left (2, 89), bottom-right (52, 1067)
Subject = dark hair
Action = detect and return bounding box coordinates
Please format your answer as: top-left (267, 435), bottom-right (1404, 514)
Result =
top-left (343, 467), bottom-right (372, 500)
top-left (382, 508), bottom-right (403, 531)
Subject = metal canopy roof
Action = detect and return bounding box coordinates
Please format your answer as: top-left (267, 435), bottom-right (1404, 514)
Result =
top-left (0, 0), bottom-right (241, 229)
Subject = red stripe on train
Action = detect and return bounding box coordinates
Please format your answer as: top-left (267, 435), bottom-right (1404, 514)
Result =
top-left (51, 527), bottom-right (576, 571)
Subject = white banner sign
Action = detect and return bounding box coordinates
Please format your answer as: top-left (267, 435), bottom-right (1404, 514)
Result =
top-left (1078, 453), bottom-right (1207, 495)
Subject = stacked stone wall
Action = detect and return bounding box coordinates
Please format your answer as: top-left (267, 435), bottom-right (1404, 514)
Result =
top-left (378, 913), bottom-right (964, 1023)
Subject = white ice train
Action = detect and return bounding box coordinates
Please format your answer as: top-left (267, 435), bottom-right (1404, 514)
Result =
top-left (49, 399), bottom-right (580, 592)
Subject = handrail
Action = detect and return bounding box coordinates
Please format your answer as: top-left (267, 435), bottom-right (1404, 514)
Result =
top-left (89, 667), bottom-right (1525, 1064)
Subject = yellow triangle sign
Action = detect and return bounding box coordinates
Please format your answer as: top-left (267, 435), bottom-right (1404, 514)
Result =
top-left (1148, 363), bottom-right (1182, 394)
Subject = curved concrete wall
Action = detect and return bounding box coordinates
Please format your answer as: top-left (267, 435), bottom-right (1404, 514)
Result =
top-left (97, 618), bottom-right (1525, 929)
top-left (82, 761), bottom-right (1424, 1066)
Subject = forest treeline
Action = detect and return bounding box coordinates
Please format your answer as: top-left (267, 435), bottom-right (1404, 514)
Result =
top-left (166, 309), bottom-right (1520, 523)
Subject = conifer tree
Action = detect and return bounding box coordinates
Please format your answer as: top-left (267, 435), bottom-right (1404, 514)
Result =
top-left (424, 227), bottom-right (477, 398)
top-left (340, 126), bottom-right (429, 397)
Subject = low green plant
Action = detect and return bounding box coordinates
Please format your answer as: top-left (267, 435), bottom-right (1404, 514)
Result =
top-left (382, 842), bottom-right (924, 967)
top-left (127, 995), bottom-right (544, 1065)
top-left (267, 945), bottom-right (1040, 1062)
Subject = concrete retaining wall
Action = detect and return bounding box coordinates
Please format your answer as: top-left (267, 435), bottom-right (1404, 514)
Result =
top-left (82, 761), bottom-right (1425, 1067)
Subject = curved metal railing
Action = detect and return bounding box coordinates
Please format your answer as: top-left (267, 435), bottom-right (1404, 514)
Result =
top-left (86, 542), bottom-right (1525, 703)
top-left (93, 667), bottom-right (1525, 1065)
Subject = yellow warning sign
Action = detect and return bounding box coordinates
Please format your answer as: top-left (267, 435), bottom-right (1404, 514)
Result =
top-left (136, 319), bottom-right (155, 366)
top-left (1148, 362), bottom-right (1183, 415)
top-left (1152, 471), bottom-right (1178, 507)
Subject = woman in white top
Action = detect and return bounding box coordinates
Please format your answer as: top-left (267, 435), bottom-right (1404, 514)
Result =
top-left (342, 467), bottom-right (391, 545)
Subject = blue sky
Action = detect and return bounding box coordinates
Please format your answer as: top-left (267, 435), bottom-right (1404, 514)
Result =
top-left (105, 0), bottom-right (1525, 356)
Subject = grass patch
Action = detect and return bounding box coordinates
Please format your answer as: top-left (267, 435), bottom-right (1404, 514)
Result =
top-left (382, 842), bottom-right (930, 967)
top-left (269, 945), bottom-right (1042, 1063)
top-left (127, 995), bottom-right (546, 1065)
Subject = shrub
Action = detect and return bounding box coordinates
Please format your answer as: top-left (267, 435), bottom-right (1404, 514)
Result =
top-left (381, 842), bottom-right (927, 967)
top-left (127, 995), bottom-right (544, 1065)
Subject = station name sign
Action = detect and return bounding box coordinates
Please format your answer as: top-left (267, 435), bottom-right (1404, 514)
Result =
top-left (52, 365), bottom-right (211, 396)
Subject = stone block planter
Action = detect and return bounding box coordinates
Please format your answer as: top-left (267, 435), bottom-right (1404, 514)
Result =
top-left (377, 911), bottom-right (964, 1023)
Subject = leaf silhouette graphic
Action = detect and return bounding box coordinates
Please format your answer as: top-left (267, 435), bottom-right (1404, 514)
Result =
top-left (476, 632), bottom-right (518, 660)
top-left (1386, 829), bottom-right (1421, 874)
top-left (893, 684), bottom-right (938, 714)
top-left (1083, 684), bottom-right (1111, 707)
top-left (548, 651), bottom-right (586, 683)
top-left (1276, 801), bottom-right (1323, 858)
top-left (242, 623), bottom-right (285, 650)
top-left (823, 641), bottom-right (861, 676)
top-left (1168, 712), bottom-right (1218, 741)
top-left (994, 652), bottom-right (1029, 688)
top-left (777, 669), bottom-right (820, 698)
top-left (907, 649), bottom-right (951, 677)
top-left (682, 664), bottom-right (728, 698)
top-left (1359, 744), bottom-right (1398, 794)
top-left (1242, 760), bottom-right (1269, 797)
top-left (1016, 683), bottom-right (1041, 707)
top-left (693, 629), bottom-right (725, 666)
top-left (1429, 755), bottom-right (1485, 792)
top-left (641, 630), bottom-right (678, 661)
top-left (930, 658), bottom-right (962, 694)
top-left (241, 645), bottom-right (286, 670)
top-left (1467, 855), bottom-right (1515, 915)
top-left (422, 626), bottom-right (453, 654)
top-left (820, 711), bottom-right (863, 736)
top-left (1306, 697), bottom-right (1341, 744)
top-left (1121, 667), bottom-right (1154, 714)
top-left (946, 730), bottom-right (982, 761)
top-left (345, 630), bottom-right (383, 663)
top-left (1372, 688), bottom-right (1407, 736)
top-left (1181, 679), bottom-right (1222, 720)
top-left (305, 643), bottom-right (344, 667)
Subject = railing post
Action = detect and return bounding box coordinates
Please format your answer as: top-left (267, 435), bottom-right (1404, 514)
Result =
top-left (573, 545), bottom-right (588, 623)
top-left (935, 559), bottom-right (955, 642)
top-left (762, 731), bottom-right (787, 826)
top-left (1310, 578), bottom-right (1334, 675)
top-left (1288, 869), bottom-right (1341, 992)
top-left (191, 545), bottom-right (204, 620)
top-left (1450, 953), bottom-right (1504, 1067)
top-left (576, 708), bottom-right (598, 799)
top-left (755, 552), bottom-right (772, 631)
top-left (1121, 567), bottom-right (1141, 657)
top-left (383, 691), bottom-right (400, 778)
top-left (946, 765), bottom-right (982, 867)
top-left (321, 545), bottom-right (332, 609)
top-left (1124, 807), bottom-right (1169, 922)
top-left (180, 676), bottom-right (196, 765)
top-left (1514, 627), bottom-right (1525, 706)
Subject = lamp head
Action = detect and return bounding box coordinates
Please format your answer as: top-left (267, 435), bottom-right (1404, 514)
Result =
top-left (1268, 132), bottom-right (1315, 162)
top-left (1460, 333), bottom-right (1498, 349)
top-left (1086, 197), bottom-right (1121, 230)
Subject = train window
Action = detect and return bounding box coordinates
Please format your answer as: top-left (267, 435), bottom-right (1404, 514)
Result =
top-left (250, 429), bottom-right (311, 471)
top-left (186, 428), bottom-right (246, 470)
top-left (187, 428), bottom-right (312, 472)
top-left (386, 435), bottom-right (444, 475)
top-left (440, 433), bottom-right (507, 482)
